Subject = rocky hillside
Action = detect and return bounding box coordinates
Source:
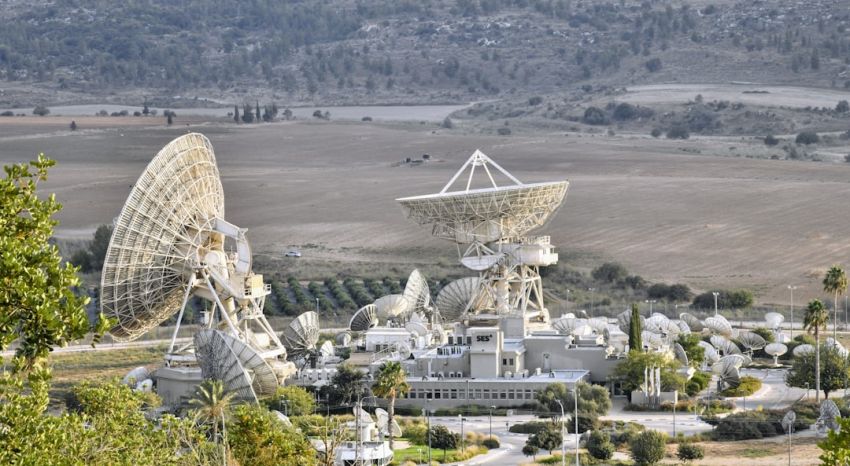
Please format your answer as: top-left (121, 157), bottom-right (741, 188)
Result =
top-left (1, 0), bottom-right (849, 106)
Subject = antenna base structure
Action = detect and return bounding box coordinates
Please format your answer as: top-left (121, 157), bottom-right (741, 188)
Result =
top-left (101, 133), bottom-right (293, 401)
top-left (397, 150), bottom-right (568, 324)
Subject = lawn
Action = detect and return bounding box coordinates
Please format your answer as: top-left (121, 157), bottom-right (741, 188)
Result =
top-left (392, 444), bottom-right (487, 465)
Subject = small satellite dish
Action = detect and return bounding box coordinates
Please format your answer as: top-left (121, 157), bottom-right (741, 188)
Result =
top-left (436, 277), bottom-right (492, 320)
top-left (738, 331), bottom-right (767, 354)
top-left (818, 400), bottom-right (842, 433)
top-left (782, 411), bottom-right (796, 433)
top-left (588, 317), bottom-right (609, 334)
top-left (710, 335), bottom-right (742, 356)
top-left (765, 343), bottom-right (788, 365)
top-left (319, 340), bottom-right (335, 360)
top-left (704, 316), bottom-right (733, 336)
top-left (122, 367), bottom-right (150, 386)
top-left (676, 320), bottom-right (692, 334)
top-left (793, 344), bottom-right (815, 357)
top-left (273, 410), bottom-right (293, 427)
top-left (679, 313), bottom-right (704, 332)
top-left (645, 314), bottom-right (670, 334)
top-left (764, 312), bottom-right (785, 330)
top-left (393, 341), bottom-right (412, 360)
top-left (718, 359), bottom-right (741, 390)
top-left (350, 304), bottom-right (379, 331)
top-left (698, 340), bottom-right (720, 365)
top-left (674, 342), bottom-right (689, 366)
top-left (336, 331), bottom-right (352, 346)
top-left (353, 405), bottom-right (373, 425)
top-left (282, 311), bottom-right (320, 359)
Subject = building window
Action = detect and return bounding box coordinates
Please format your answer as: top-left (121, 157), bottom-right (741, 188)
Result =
top-left (509, 358), bottom-right (514, 365)
top-left (450, 389), bottom-right (458, 399)
top-left (500, 391), bottom-right (507, 399)
top-left (483, 389), bottom-right (490, 399)
top-left (508, 390), bottom-right (515, 400)
top-left (466, 336), bottom-right (472, 345)
top-left (502, 358), bottom-right (507, 366)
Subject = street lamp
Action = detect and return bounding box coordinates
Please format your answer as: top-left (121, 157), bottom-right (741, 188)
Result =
top-left (788, 285), bottom-right (796, 338)
top-left (712, 291), bottom-right (720, 317)
top-left (565, 289), bottom-right (571, 314)
top-left (458, 415), bottom-right (466, 453)
top-left (315, 297), bottom-right (319, 314)
top-left (555, 400), bottom-right (566, 466)
top-left (423, 406), bottom-right (433, 465)
top-left (645, 299), bottom-right (656, 314)
top-left (588, 288), bottom-right (595, 316)
top-left (489, 405), bottom-right (495, 438)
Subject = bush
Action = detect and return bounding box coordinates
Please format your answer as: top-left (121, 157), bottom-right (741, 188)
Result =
top-left (630, 430), bottom-right (667, 465)
top-left (497, 127), bottom-right (511, 136)
top-left (361, 116), bottom-right (373, 121)
top-left (583, 106), bottom-right (608, 125)
top-left (837, 100), bottom-right (849, 113)
top-left (592, 262), bottom-right (628, 283)
top-left (686, 371), bottom-right (711, 396)
top-left (442, 117), bottom-right (453, 129)
top-left (482, 437), bottom-right (500, 449)
top-left (509, 421), bottom-right (549, 434)
top-left (0, 110), bottom-right (13, 116)
top-left (33, 105), bottom-right (50, 116)
top-left (677, 442), bottom-right (704, 461)
top-left (610, 422), bottom-right (645, 447)
top-left (666, 125), bottom-right (690, 139)
top-left (720, 375), bottom-right (761, 397)
top-left (764, 134), bottom-right (779, 146)
top-left (796, 131), bottom-right (820, 145)
top-left (645, 58), bottom-right (662, 72)
top-left (587, 431), bottom-right (614, 460)
top-left (650, 128), bottom-right (662, 138)
top-left (612, 102), bottom-right (637, 121)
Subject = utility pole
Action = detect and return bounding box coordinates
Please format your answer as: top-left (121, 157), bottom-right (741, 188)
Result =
top-left (574, 387), bottom-right (579, 466)
top-left (788, 285), bottom-right (796, 339)
top-left (712, 291), bottom-right (720, 317)
top-left (555, 400), bottom-right (566, 466)
top-left (459, 415), bottom-right (466, 453)
top-left (489, 406), bottom-right (495, 438)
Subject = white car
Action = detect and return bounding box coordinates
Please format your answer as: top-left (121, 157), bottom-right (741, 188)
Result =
top-left (284, 250), bottom-right (301, 258)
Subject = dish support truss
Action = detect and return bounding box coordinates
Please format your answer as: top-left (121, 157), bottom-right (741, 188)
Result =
top-left (166, 217), bottom-right (287, 365)
top-left (398, 150), bottom-right (567, 323)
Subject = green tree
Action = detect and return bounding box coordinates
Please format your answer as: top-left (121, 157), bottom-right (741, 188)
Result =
top-left (823, 265), bottom-right (847, 341)
top-left (265, 385), bottom-right (315, 416)
top-left (527, 423), bottom-right (562, 455)
top-left (228, 404), bottom-right (317, 466)
top-left (786, 345), bottom-right (848, 399)
top-left (630, 430), bottom-right (667, 465)
top-left (614, 350), bottom-right (682, 395)
top-left (234, 105), bottom-right (240, 123)
top-left (430, 425), bottom-right (459, 461)
top-left (522, 443), bottom-right (539, 460)
top-left (592, 262), bottom-right (628, 283)
top-left (803, 299), bottom-right (829, 401)
top-left (90, 224), bottom-right (113, 271)
top-left (190, 379), bottom-right (235, 454)
top-left (320, 363), bottom-right (365, 406)
top-left (371, 360), bottom-right (410, 449)
top-left (676, 333), bottom-right (705, 367)
top-left (587, 430), bottom-right (615, 460)
top-left (534, 381), bottom-right (611, 422)
top-left (629, 303), bottom-right (643, 352)
top-left (32, 105), bottom-right (50, 116)
top-left (836, 100), bottom-right (850, 113)
top-left (819, 417), bottom-right (850, 465)
top-left (1, 154), bottom-right (110, 370)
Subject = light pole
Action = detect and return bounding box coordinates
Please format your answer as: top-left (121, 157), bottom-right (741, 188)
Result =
top-left (565, 289), bottom-right (571, 314)
top-left (788, 285), bottom-right (796, 339)
top-left (645, 299), bottom-right (656, 315)
top-left (712, 291), bottom-right (720, 317)
top-left (423, 407), bottom-right (432, 465)
top-left (458, 415), bottom-right (465, 453)
top-left (572, 388), bottom-right (579, 466)
top-left (315, 297), bottom-right (319, 314)
top-left (555, 400), bottom-right (566, 466)
top-left (489, 405), bottom-right (495, 438)
top-left (588, 288), bottom-right (595, 316)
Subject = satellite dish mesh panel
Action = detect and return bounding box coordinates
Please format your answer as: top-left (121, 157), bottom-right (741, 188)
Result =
top-left (282, 311), bottom-right (320, 358)
top-left (374, 295), bottom-right (410, 320)
top-left (698, 340), bottom-right (720, 364)
top-left (403, 270), bottom-right (431, 314)
top-left (350, 304), bottom-right (378, 331)
top-left (102, 133), bottom-right (223, 341)
top-left (194, 329), bottom-right (260, 402)
top-left (673, 342), bottom-right (689, 366)
top-left (435, 277), bottom-right (491, 320)
top-left (738, 332), bottom-right (767, 351)
top-left (679, 313), bottom-right (704, 332)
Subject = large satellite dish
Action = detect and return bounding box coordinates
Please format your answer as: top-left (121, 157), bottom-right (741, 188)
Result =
top-left (194, 329), bottom-right (278, 402)
top-left (697, 340), bottom-right (720, 365)
top-left (738, 332), bottom-right (767, 354)
top-left (282, 311), bottom-right (320, 359)
top-left (101, 133), bottom-right (289, 386)
top-left (374, 295), bottom-right (410, 321)
top-left (350, 304), bottom-right (379, 331)
top-left (435, 277), bottom-right (491, 320)
top-left (704, 316), bottom-right (733, 336)
top-left (765, 343), bottom-right (788, 365)
top-left (397, 150), bottom-right (567, 320)
top-left (403, 269), bottom-right (431, 315)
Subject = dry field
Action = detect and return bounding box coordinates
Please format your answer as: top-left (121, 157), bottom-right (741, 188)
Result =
top-left (619, 83), bottom-right (850, 109)
top-left (3, 116), bottom-right (850, 304)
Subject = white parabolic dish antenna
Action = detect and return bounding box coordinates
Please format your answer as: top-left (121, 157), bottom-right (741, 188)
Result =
top-left (396, 150), bottom-right (568, 320)
top-left (100, 133), bottom-right (289, 369)
top-left (194, 329), bottom-right (278, 402)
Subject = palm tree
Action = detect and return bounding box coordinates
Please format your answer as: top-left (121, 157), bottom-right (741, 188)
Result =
top-left (823, 265), bottom-right (848, 341)
top-left (190, 379), bottom-right (235, 451)
top-left (803, 299), bottom-right (829, 402)
top-left (371, 361), bottom-right (410, 450)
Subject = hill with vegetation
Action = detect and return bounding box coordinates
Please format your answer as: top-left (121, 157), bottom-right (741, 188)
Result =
top-left (1, 0), bottom-right (849, 108)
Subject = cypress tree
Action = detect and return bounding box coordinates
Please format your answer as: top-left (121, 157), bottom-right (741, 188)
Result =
top-left (234, 105), bottom-right (239, 123)
top-left (628, 303), bottom-right (643, 352)
top-left (255, 100), bottom-right (261, 121)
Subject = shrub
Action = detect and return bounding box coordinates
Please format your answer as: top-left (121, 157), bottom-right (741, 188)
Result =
top-left (497, 127), bottom-right (512, 136)
top-left (650, 128), bottom-right (662, 138)
top-left (720, 375), bottom-right (762, 397)
top-left (610, 422), bottom-right (645, 447)
top-left (796, 131), bottom-right (820, 145)
top-left (592, 262), bottom-right (628, 283)
top-left (612, 102), bottom-right (637, 121)
top-left (645, 58), bottom-right (662, 72)
top-left (677, 442), bottom-right (704, 461)
top-left (442, 117), bottom-right (454, 129)
top-left (666, 125), bottom-right (690, 139)
top-left (1, 110), bottom-right (14, 116)
top-left (583, 106), bottom-right (608, 125)
top-left (33, 105), bottom-right (50, 116)
top-left (713, 409), bottom-right (807, 440)
top-left (764, 134), bottom-right (779, 146)
top-left (837, 100), bottom-right (849, 113)
top-left (509, 421), bottom-right (549, 434)
top-left (482, 437), bottom-right (500, 449)
top-left (587, 431), bottom-right (615, 460)
top-left (362, 116), bottom-right (373, 121)
top-left (630, 430), bottom-right (667, 465)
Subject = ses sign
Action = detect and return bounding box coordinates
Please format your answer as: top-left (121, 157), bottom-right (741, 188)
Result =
top-left (476, 335), bottom-right (492, 342)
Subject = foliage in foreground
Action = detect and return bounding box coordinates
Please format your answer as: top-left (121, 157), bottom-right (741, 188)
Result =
top-left (629, 430), bottom-right (667, 465)
top-left (819, 417), bottom-right (850, 466)
top-left (720, 375), bottom-right (762, 397)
